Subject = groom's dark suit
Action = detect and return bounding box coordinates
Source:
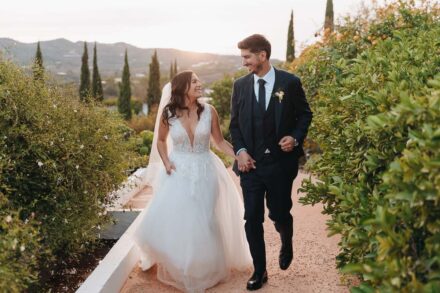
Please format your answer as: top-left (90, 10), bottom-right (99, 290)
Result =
top-left (229, 67), bottom-right (312, 274)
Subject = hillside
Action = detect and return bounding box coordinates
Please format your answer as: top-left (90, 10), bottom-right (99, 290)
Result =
top-left (0, 38), bottom-right (260, 84)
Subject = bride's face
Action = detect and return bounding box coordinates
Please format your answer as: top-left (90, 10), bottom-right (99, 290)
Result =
top-left (186, 73), bottom-right (203, 101)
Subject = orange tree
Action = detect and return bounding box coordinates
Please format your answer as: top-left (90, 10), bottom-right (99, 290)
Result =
top-left (292, 1), bottom-right (440, 291)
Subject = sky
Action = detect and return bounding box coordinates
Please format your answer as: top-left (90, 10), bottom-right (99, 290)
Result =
top-left (1, 0), bottom-right (377, 60)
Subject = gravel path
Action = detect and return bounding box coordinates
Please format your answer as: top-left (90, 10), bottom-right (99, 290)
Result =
top-left (121, 170), bottom-right (349, 293)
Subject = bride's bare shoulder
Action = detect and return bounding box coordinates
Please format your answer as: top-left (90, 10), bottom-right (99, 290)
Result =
top-left (206, 104), bottom-right (220, 120)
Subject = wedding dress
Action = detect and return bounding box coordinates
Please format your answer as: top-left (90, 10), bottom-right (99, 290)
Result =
top-left (132, 84), bottom-right (251, 293)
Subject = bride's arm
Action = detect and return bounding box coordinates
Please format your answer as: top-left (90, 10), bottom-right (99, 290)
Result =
top-left (210, 105), bottom-right (235, 158)
top-left (157, 119), bottom-right (175, 174)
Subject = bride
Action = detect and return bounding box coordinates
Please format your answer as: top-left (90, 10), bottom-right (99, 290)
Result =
top-left (132, 70), bottom-right (251, 292)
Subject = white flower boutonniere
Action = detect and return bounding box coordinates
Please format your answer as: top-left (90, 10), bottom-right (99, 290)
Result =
top-left (274, 90), bottom-right (285, 103)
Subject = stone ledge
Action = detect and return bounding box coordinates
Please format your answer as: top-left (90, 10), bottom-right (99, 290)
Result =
top-left (76, 208), bottom-right (147, 293)
top-left (76, 167), bottom-right (150, 293)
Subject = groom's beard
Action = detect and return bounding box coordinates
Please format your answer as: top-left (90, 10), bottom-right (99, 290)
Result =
top-left (248, 63), bottom-right (263, 74)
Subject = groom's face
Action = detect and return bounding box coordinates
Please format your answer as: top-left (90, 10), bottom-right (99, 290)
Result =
top-left (240, 49), bottom-right (265, 74)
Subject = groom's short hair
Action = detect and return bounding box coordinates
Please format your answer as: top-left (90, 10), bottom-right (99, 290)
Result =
top-left (238, 34), bottom-right (271, 60)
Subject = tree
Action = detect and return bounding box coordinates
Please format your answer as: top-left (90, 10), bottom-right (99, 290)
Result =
top-left (210, 69), bottom-right (247, 122)
top-left (173, 59), bottom-right (178, 76)
top-left (92, 42), bottom-right (104, 102)
top-left (118, 50), bottom-right (132, 120)
top-left (169, 63), bottom-right (174, 81)
top-left (210, 75), bottom-right (234, 122)
top-left (169, 59), bottom-right (178, 80)
top-left (147, 50), bottom-right (161, 108)
top-left (286, 10), bottom-right (295, 62)
top-left (79, 42), bottom-right (91, 102)
top-left (324, 0), bottom-right (334, 33)
top-left (32, 41), bottom-right (44, 82)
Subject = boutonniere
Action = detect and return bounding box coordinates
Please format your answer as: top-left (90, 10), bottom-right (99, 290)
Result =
top-left (274, 90), bottom-right (285, 103)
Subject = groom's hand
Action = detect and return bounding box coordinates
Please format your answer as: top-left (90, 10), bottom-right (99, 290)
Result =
top-left (237, 151), bottom-right (256, 173)
top-left (279, 136), bottom-right (297, 152)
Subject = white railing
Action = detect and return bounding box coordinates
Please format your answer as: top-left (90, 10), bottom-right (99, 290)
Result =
top-left (76, 208), bottom-right (147, 293)
top-left (77, 167), bottom-right (151, 293)
top-left (107, 167), bottom-right (148, 210)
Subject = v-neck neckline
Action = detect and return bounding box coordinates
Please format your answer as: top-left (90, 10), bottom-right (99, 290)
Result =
top-left (176, 109), bottom-right (203, 149)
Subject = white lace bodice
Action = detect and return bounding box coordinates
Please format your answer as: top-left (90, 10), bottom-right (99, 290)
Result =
top-left (169, 104), bottom-right (211, 154)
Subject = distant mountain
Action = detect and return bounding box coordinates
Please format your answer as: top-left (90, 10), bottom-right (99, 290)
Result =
top-left (0, 38), bottom-right (264, 84)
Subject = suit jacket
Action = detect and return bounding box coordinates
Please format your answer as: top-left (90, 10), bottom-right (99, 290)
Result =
top-left (229, 67), bottom-right (313, 176)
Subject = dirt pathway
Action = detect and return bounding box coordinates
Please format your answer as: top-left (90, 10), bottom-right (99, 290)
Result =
top-left (121, 170), bottom-right (349, 293)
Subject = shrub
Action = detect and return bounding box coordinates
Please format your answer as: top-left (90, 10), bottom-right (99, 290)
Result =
top-left (209, 69), bottom-right (247, 123)
top-left (131, 99), bottom-right (143, 115)
top-left (131, 130), bottom-right (153, 158)
top-left (127, 104), bottom-right (157, 134)
top-left (102, 97), bottom-right (117, 107)
top-left (0, 60), bottom-right (144, 289)
top-left (295, 1), bottom-right (440, 290)
top-left (0, 193), bottom-right (42, 292)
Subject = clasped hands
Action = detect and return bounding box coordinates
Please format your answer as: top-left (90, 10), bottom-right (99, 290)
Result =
top-left (237, 136), bottom-right (296, 173)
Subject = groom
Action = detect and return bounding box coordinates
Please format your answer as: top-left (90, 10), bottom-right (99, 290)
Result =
top-left (230, 34), bottom-right (313, 290)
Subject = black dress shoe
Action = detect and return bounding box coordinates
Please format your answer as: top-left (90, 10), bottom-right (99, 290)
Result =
top-left (246, 270), bottom-right (268, 291)
top-left (279, 245), bottom-right (293, 270)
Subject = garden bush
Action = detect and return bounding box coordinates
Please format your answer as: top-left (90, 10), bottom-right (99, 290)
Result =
top-left (0, 60), bottom-right (145, 290)
top-left (293, 1), bottom-right (440, 291)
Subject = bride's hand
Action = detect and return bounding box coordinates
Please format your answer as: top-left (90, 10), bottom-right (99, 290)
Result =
top-left (165, 161), bottom-right (176, 175)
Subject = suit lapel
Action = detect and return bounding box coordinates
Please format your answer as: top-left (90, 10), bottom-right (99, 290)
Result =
top-left (244, 74), bottom-right (254, 119)
top-left (241, 74), bottom-right (254, 150)
top-left (271, 68), bottom-right (283, 135)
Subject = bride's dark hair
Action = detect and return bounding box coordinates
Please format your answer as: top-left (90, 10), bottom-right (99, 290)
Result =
top-left (162, 70), bottom-right (204, 126)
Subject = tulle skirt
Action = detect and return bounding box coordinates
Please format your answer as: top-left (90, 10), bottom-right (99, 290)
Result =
top-left (132, 150), bottom-right (251, 293)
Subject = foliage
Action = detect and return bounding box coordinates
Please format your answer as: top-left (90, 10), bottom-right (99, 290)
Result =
top-left (0, 60), bottom-right (143, 290)
top-left (0, 193), bottom-right (42, 292)
top-left (294, 1), bottom-right (440, 291)
top-left (169, 59), bottom-right (178, 81)
top-left (324, 0), bottom-right (334, 32)
top-left (209, 69), bottom-right (247, 123)
top-left (92, 43), bottom-right (104, 102)
top-left (131, 99), bottom-right (143, 115)
top-left (118, 50), bottom-right (132, 120)
top-left (286, 10), bottom-right (295, 62)
top-left (137, 130), bottom-right (154, 156)
top-left (32, 42), bottom-right (44, 82)
top-left (127, 104), bottom-right (157, 134)
top-left (79, 42), bottom-right (90, 102)
top-left (147, 50), bottom-right (161, 108)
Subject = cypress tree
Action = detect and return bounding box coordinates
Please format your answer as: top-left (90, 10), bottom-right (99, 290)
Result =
top-left (324, 0), bottom-right (334, 33)
top-left (286, 10), bottom-right (295, 62)
top-left (79, 42), bottom-right (91, 102)
top-left (92, 42), bottom-right (104, 102)
top-left (173, 59), bottom-right (178, 76)
top-left (147, 50), bottom-right (161, 108)
top-left (169, 62), bottom-right (174, 81)
top-left (169, 59), bottom-right (178, 80)
top-left (33, 41), bottom-right (44, 82)
top-left (118, 50), bottom-right (132, 120)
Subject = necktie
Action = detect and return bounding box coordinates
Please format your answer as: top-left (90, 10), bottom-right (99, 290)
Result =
top-left (258, 79), bottom-right (266, 112)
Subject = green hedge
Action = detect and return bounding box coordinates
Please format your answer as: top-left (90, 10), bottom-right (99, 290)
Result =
top-left (294, 1), bottom-right (440, 291)
top-left (0, 60), bottom-right (144, 290)
top-left (0, 193), bottom-right (42, 292)
top-left (137, 130), bottom-right (154, 156)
